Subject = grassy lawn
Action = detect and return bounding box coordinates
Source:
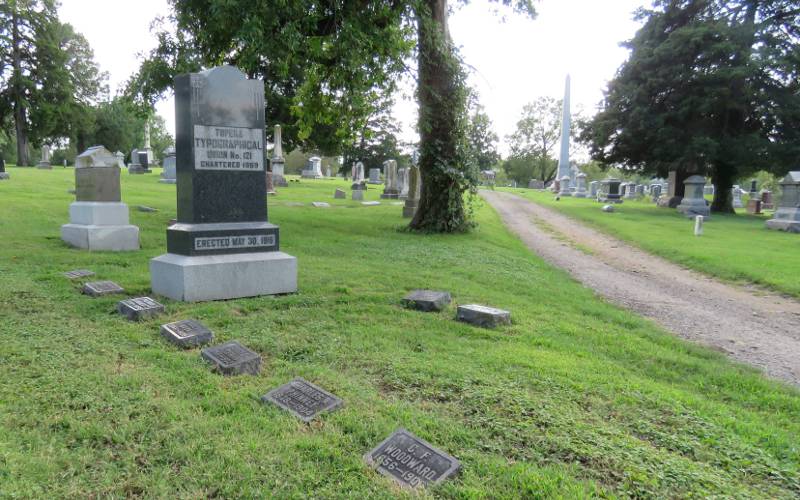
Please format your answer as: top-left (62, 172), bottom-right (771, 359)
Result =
top-left (497, 187), bottom-right (800, 298)
top-left (1, 166), bottom-right (799, 498)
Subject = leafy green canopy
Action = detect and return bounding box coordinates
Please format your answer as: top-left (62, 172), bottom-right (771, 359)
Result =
top-left (582, 0), bottom-right (800, 212)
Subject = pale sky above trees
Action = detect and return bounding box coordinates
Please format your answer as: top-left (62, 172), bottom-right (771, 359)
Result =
top-left (59, 0), bottom-right (644, 155)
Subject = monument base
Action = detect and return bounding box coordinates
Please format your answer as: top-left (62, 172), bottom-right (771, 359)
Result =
top-left (61, 224), bottom-right (140, 251)
top-left (150, 251), bottom-right (298, 302)
top-left (574, 191), bottom-right (587, 198)
top-left (0, 173), bottom-right (9, 180)
top-left (37, 162), bottom-right (52, 169)
top-left (352, 190), bottom-right (364, 201)
top-left (159, 178), bottom-right (177, 184)
top-left (128, 166), bottom-right (150, 174)
top-left (402, 203), bottom-right (418, 218)
top-left (765, 219), bottom-right (800, 233)
top-left (273, 174), bottom-right (288, 187)
top-left (676, 200), bottom-right (710, 218)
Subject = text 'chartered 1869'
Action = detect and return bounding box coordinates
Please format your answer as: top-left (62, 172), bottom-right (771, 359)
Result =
top-left (193, 125), bottom-right (264, 171)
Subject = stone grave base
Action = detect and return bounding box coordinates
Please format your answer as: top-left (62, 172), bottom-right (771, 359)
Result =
top-left (159, 178), bottom-right (176, 184)
top-left (150, 251), bottom-right (298, 302)
top-left (61, 224), bottom-right (140, 251)
top-left (0, 173), bottom-right (9, 180)
top-left (766, 210), bottom-right (800, 233)
top-left (402, 203), bottom-right (418, 218)
top-left (128, 166), bottom-right (150, 174)
top-left (574, 191), bottom-right (587, 198)
top-left (598, 197), bottom-right (623, 204)
top-left (273, 174), bottom-right (288, 187)
top-left (676, 200), bottom-right (710, 218)
top-left (36, 162), bottom-right (52, 169)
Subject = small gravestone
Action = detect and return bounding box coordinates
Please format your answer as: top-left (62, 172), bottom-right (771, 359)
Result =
top-left (136, 205), bottom-right (158, 212)
top-left (402, 290), bottom-right (451, 312)
top-left (352, 189), bottom-right (364, 201)
top-left (362, 201), bottom-right (380, 206)
top-left (0, 156), bottom-right (9, 180)
top-left (334, 188), bottom-right (346, 199)
top-left (160, 319), bottom-right (213, 348)
top-left (261, 377), bottom-right (343, 422)
top-left (201, 341), bottom-right (261, 375)
top-left (117, 297), bottom-right (165, 321)
top-left (64, 269), bottom-right (95, 279)
top-left (364, 429), bottom-right (461, 490)
top-left (602, 204), bottom-right (615, 213)
top-left (456, 304), bottom-right (511, 328)
top-left (311, 202), bottom-right (330, 208)
top-left (82, 281), bottom-right (124, 297)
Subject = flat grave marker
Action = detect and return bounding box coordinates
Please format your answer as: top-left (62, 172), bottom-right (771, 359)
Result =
top-left (456, 304), bottom-right (511, 328)
top-left (361, 201), bottom-right (380, 206)
top-left (160, 319), bottom-right (213, 348)
top-left (402, 290), bottom-right (451, 312)
top-left (82, 281), bottom-right (124, 297)
top-left (117, 297), bottom-right (165, 321)
top-left (261, 377), bottom-right (343, 422)
top-left (201, 341), bottom-right (261, 375)
top-left (64, 269), bottom-right (95, 279)
top-left (364, 429), bottom-right (460, 490)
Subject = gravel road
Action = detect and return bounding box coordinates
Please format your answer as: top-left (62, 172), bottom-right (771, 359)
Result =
top-left (482, 190), bottom-right (800, 387)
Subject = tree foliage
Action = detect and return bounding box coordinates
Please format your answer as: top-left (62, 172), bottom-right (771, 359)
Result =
top-left (582, 0), bottom-right (800, 213)
top-left (466, 97), bottom-right (500, 172)
top-left (340, 95), bottom-right (405, 175)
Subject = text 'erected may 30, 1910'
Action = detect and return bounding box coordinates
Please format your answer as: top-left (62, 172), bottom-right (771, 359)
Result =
top-left (193, 125), bottom-right (263, 171)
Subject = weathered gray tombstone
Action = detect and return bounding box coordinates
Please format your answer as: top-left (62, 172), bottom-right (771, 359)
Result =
top-left (270, 124), bottom-right (289, 187)
top-left (117, 297), bottom-right (165, 321)
top-left (402, 166), bottom-right (421, 218)
top-left (694, 215), bottom-right (704, 236)
top-left (381, 160), bottom-right (399, 199)
top-left (0, 155), bottom-right (9, 180)
top-left (160, 146), bottom-right (177, 184)
top-left (624, 183), bottom-right (638, 199)
top-left (82, 280), bottom-right (124, 297)
top-left (402, 290), bottom-right (451, 312)
top-left (676, 175), bottom-right (710, 218)
top-left (761, 190), bottom-right (774, 210)
top-left (398, 167), bottom-right (409, 200)
top-left (364, 429), bottom-right (461, 490)
top-left (160, 319), bottom-right (213, 348)
top-left (732, 186), bottom-right (744, 209)
top-left (636, 184), bottom-right (645, 196)
top-left (589, 181), bottom-right (599, 197)
top-left (368, 168), bottom-right (381, 184)
top-left (351, 162), bottom-right (366, 190)
top-left (650, 183), bottom-right (662, 202)
top-left (766, 172), bottom-right (800, 233)
top-left (573, 172), bottom-right (587, 198)
top-left (456, 304), bottom-right (511, 328)
top-left (61, 145), bottom-right (140, 251)
top-left (114, 151), bottom-right (126, 168)
top-left (597, 178), bottom-right (623, 203)
top-left (201, 340), bottom-right (261, 375)
top-left (128, 148), bottom-right (147, 174)
top-left (36, 145), bottom-right (52, 169)
top-left (302, 156), bottom-right (323, 179)
top-left (557, 175), bottom-right (572, 197)
top-left (261, 377), bottom-right (344, 422)
top-left (352, 189), bottom-right (364, 201)
top-left (528, 179), bottom-right (544, 189)
top-left (64, 269), bottom-right (95, 279)
top-left (150, 65), bottom-right (298, 302)
top-left (334, 188), bottom-right (346, 199)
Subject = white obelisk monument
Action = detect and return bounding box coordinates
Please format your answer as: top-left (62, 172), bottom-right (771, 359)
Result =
top-left (557, 75), bottom-right (571, 181)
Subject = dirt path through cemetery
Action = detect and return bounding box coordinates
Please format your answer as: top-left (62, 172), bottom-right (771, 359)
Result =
top-left (482, 190), bottom-right (800, 387)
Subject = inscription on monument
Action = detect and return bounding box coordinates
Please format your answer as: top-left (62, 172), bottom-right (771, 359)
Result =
top-left (194, 234), bottom-right (275, 251)
top-left (261, 378), bottom-right (343, 422)
top-left (193, 125), bottom-right (263, 171)
top-left (364, 429), bottom-right (460, 489)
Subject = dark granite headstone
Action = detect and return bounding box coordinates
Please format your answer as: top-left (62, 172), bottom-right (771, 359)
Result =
top-left (64, 269), bottom-right (95, 279)
top-left (364, 429), bottom-right (461, 489)
top-left (201, 341), bottom-right (261, 375)
top-left (138, 152), bottom-right (150, 173)
top-left (117, 297), bottom-right (165, 321)
top-left (402, 290), bottom-right (451, 312)
top-left (167, 66), bottom-right (277, 256)
top-left (456, 304), bottom-right (511, 328)
top-left (0, 156), bottom-right (5, 172)
top-left (82, 281), bottom-right (124, 297)
top-left (260, 377), bottom-right (343, 422)
top-left (160, 319), bottom-right (213, 348)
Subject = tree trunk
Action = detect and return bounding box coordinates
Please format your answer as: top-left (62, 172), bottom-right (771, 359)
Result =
top-left (409, 0), bottom-right (469, 232)
top-left (11, 10), bottom-right (30, 166)
top-left (710, 164), bottom-right (735, 213)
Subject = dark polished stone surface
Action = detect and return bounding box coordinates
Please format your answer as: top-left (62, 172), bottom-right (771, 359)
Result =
top-left (167, 221), bottom-right (279, 256)
top-left (117, 297), bottom-right (165, 321)
top-left (82, 281), bottom-right (124, 297)
top-left (201, 341), bottom-right (261, 375)
top-left (76, 167), bottom-right (121, 202)
top-left (160, 319), bottom-right (213, 348)
top-left (261, 378), bottom-right (343, 422)
top-left (364, 429), bottom-right (461, 489)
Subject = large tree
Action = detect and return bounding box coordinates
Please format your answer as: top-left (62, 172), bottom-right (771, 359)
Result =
top-left (131, 0), bottom-right (536, 232)
top-left (340, 95), bottom-right (405, 175)
top-left (466, 97), bottom-right (500, 172)
top-left (506, 97), bottom-right (562, 184)
top-left (582, 0), bottom-right (800, 213)
top-left (0, 0), bottom-right (106, 165)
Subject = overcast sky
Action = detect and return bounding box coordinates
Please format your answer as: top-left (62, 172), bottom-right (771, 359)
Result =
top-left (59, 0), bottom-right (646, 156)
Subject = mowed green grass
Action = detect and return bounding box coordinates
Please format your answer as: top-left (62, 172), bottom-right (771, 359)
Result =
top-left (1, 167), bottom-right (798, 498)
top-left (498, 187), bottom-right (800, 298)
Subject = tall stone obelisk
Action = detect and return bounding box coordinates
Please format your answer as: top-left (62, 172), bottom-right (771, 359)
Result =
top-left (557, 75), bottom-right (571, 181)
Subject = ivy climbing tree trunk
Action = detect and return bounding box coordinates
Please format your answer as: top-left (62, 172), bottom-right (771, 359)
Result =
top-left (11, 9), bottom-right (30, 167)
top-left (410, 0), bottom-right (474, 232)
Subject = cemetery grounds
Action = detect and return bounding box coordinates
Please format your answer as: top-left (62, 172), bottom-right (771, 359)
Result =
top-left (0, 167), bottom-right (798, 498)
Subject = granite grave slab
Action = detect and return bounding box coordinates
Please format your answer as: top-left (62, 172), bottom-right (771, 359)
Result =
top-left (364, 429), bottom-right (461, 490)
top-left (456, 304), bottom-right (511, 328)
top-left (64, 269), bottom-right (95, 279)
top-left (82, 281), bottom-right (124, 297)
top-left (201, 341), bottom-right (261, 375)
top-left (117, 297), bottom-right (165, 321)
top-left (261, 377), bottom-right (343, 422)
top-left (160, 319), bottom-right (214, 348)
top-left (402, 290), bottom-right (451, 312)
